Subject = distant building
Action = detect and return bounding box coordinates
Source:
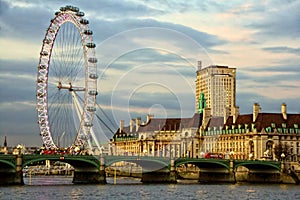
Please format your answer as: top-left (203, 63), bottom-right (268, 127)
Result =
top-left (195, 61), bottom-right (237, 117)
top-left (110, 114), bottom-right (202, 158)
top-left (110, 103), bottom-right (300, 161)
top-left (0, 136), bottom-right (8, 154)
top-left (200, 103), bottom-right (300, 161)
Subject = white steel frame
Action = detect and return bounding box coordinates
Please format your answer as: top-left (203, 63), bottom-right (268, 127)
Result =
top-left (36, 6), bottom-right (98, 150)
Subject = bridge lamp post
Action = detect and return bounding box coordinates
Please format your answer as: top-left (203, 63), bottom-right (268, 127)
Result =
top-left (249, 153), bottom-right (253, 160)
top-left (170, 148), bottom-right (174, 159)
top-left (281, 153), bottom-right (285, 161)
top-left (143, 149), bottom-right (147, 156)
top-left (281, 153), bottom-right (286, 172)
top-left (100, 146), bottom-right (104, 155)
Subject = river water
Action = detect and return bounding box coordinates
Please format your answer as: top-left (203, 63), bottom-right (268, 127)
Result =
top-left (0, 177), bottom-right (299, 200)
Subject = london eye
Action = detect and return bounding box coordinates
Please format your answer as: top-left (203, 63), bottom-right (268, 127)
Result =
top-left (36, 5), bottom-right (100, 153)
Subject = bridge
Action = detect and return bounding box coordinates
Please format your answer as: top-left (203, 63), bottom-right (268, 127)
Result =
top-left (0, 154), bottom-right (286, 185)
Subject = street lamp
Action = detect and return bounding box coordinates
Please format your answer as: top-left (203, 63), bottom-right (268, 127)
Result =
top-left (249, 153), bottom-right (253, 160)
top-left (281, 153), bottom-right (285, 161)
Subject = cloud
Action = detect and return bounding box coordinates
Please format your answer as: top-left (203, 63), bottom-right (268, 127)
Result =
top-left (246, 1), bottom-right (300, 38)
top-left (236, 64), bottom-right (300, 103)
top-left (262, 46), bottom-right (300, 55)
top-left (85, 0), bottom-right (165, 20)
top-left (92, 18), bottom-right (227, 53)
top-left (237, 91), bottom-right (300, 114)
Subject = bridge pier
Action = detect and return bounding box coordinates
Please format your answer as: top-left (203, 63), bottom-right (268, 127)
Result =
top-left (198, 171), bottom-right (235, 183)
top-left (247, 171), bottom-right (281, 183)
top-left (72, 154), bottom-right (106, 184)
top-left (141, 159), bottom-right (177, 183)
top-left (198, 160), bottom-right (235, 183)
top-left (0, 154), bottom-right (24, 185)
top-left (72, 171), bottom-right (106, 184)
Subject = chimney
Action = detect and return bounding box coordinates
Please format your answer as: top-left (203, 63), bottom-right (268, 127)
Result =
top-left (130, 119), bottom-right (134, 132)
top-left (253, 103), bottom-right (260, 122)
top-left (119, 120), bottom-right (124, 133)
top-left (198, 60), bottom-right (202, 70)
top-left (233, 106), bottom-right (239, 124)
top-left (281, 103), bottom-right (287, 120)
top-left (136, 117), bottom-right (141, 132)
top-left (224, 107), bottom-right (230, 124)
top-left (146, 114), bottom-right (154, 124)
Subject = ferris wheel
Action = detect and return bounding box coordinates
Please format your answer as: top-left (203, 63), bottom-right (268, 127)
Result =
top-left (36, 5), bottom-right (100, 153)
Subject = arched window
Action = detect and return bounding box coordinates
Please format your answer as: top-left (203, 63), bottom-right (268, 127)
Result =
top-left (249, 140), bottom-right (254, 153)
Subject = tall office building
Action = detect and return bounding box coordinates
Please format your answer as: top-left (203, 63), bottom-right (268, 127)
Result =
top-left (195, 61), bottom-right (236, 117)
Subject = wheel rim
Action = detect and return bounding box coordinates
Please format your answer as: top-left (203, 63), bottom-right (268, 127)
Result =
top-left (37, 6), bottom-right (98, 150)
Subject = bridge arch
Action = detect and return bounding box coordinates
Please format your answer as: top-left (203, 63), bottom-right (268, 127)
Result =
top-left (22, 155), bottom-right (100, 171)
top-left (175, 158), bottom-right (230, 171)
top-left (105, 156), bottom-right (170, 170)
top-left (0, 159), bottom-right (16, 171)
top-left (234, 161), bottom-right (281, 172)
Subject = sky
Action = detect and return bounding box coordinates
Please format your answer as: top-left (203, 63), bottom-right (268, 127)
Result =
top-left (0, 0), bottom-right (299, 147)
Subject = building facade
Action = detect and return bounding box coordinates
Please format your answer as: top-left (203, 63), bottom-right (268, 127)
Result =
top-left (110, 114), bottom-right (202, 158)
top-left (110, 103), bottom-right (300, 161)
top-left (200, 103), bottom-right (300, 161)
top-left (195, 62), bottom-right (236, 117)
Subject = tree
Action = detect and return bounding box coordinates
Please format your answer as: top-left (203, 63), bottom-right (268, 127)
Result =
top-left (274, 142), bottom-right (289, 161)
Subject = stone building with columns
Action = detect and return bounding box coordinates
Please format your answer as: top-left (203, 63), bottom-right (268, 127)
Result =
top-left (110, 113), bottom-right (202, 158)
top-left (110, 103), bottom-right (300, 161)
top-left (200, 103), bottom-right (300, 161)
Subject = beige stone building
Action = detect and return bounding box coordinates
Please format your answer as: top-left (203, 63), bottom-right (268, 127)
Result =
top-left (200, 103), bottom-right (300, 161)
top-left (110, 114), bottom-right (202, 158)
top-left (110, 103), bottom-right (300, 161)
top-left (195, 62), bottom-right (236, 117)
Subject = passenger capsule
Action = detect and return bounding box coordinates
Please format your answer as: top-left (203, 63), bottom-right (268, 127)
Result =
top-left (40, 51), bottom-right (48, 56)
top-left (71, 7), bottom-right (79, 12)
top-left (38, 65), bottom-right (47, 70)
top-left (60, 7), bottom-right (67, 12)
top-left (76, 11), bottom-right (84, 17)
top-left (84, 30), bottom-right (93, 35)
top-left (65, 5), bottom-right (72, 10)
top-left (37, 92), bottom-right (44, 97)
top-left (84, 122), bottom-right (93, 127)
top-left (38, 77), bottom-right (46, 83)
top-left (87, 106), bottom-right (96, 112)
top-left (80, 19), bottom-right (89, 25)
top-left (88, 58), bottom-right (97, 63)
top-left (86, 43), bottom-right (96, 48)
top-left (55, 11), bottom-right (61, 16)
top-left (88, 90), bottom-right (98, 95)
top-left (89, 74), bottom-right (98, 79)
top-left (44, 38), bottom-right (52, 44)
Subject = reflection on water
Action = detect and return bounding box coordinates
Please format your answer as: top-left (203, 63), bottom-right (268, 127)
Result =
top-left (0, 176), bottom-right (299, 200)
top-left (24, 176), bottom-right (73, 186)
